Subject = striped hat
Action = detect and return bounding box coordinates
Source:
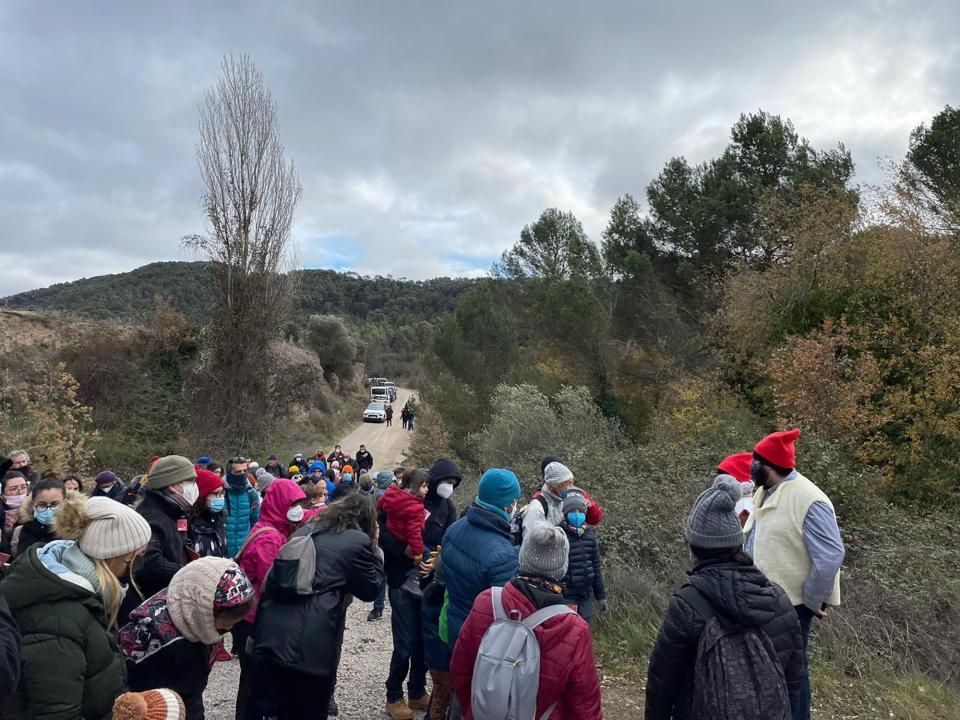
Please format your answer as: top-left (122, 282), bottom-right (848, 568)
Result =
top-left (113, 689), bottom-right (185, 720)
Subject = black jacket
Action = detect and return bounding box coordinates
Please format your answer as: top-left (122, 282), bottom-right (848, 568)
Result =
top-left (645, 557), bottom-right (804, 720)
top-left (11, 520), bottom-right (56, 560)
top-left (92, 481), bottom-right (129, 504)
top-left (252, 525), bottom-right (384, 676)
top-left (560, 523), bottom-right (605, 602)
top-left (377, 517), bottom-right (412, 590)
top-left (127, 638), bottom-right (210, 720)
top-left (188, 510), bottom-right (227, 558)
top-left (135, 489), bottom-right (188, 598)
top-left (355, 451), bottom-right (374, 472)
top-left (0, 595), bottom-right (19, 707)
top-left (423, 494), bottom-right (458, 551)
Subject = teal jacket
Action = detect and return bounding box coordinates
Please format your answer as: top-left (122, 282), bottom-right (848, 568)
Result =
top-left (225, 480), bottom-right (261, 557)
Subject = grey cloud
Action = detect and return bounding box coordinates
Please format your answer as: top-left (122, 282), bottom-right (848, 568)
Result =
top-left (1, 0), bottom-right (959, 295)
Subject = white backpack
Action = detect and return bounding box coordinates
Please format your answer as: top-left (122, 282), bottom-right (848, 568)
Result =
top-left (471, 586), bottom-right (577, 720)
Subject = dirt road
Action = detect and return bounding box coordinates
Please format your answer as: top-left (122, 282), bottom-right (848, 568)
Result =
top-left (204, 388), bottom-right (419, 720)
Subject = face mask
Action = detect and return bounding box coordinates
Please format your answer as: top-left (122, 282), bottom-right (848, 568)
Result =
top-left (436, 483), bottom-right (454, 500)
top-left (750, 461), bottom-right (768, 488)
top-left (509, 502), bottom-right (519, 518)
top-left (4, 494), bottom-right (25, 508)
top-left (34, 507), bottom-right (58, 525)
top-left (180, 481), bottom-right (200, 506)
top-left (286, 505), bottom-right (305, 523)
top-left (567, 512), bottom-right (586, 528)
top-left (226, 472), bottom-right (247, 490)
top-left (208, 498), bottom-right (226, 514)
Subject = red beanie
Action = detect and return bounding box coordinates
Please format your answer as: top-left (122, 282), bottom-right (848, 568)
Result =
top-left (753, 429), bottom-right (801, 470)
top-left (195, 467), bottom-right (225, 499)
top-left (717, 453), bottom-right (753, 482)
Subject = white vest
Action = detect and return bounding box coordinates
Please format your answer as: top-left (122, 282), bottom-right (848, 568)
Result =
top-left (744, 472), bottom-right (842, 607)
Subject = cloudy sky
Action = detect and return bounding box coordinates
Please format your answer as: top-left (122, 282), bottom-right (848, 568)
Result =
top-left (2, 1), bottom-right (958, 294)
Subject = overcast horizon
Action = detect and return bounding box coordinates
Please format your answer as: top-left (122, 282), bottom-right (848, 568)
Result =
top-left (2, 1), bottom-right (958, 295)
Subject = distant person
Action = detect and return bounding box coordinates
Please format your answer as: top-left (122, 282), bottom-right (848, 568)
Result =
top-left (7, 450), bottom-right (36, 485)
top-left (196, 455), bottom-right (214, 471)
top-left (121, 558), bottom-right (256, 720)
top-left (645, 475), bottom-right (804, 720)
top-left (224, 457), bottom-right (261, 558)
top-left (355, 445), bottom-right (374, 474)
top-left (450, 524), bottom-right (602, 720)
top-left (386, 404), bottom-right (394, 427)
top-left (328, 445), bottom-right (346, 467)
top-left (558, 488), bottom-right (607, 624)
top-left (10, 476), bottom-right (66, 559)
top-left (63, 474), bottom-right (83, 493)
top-left (135, 455), bottom-right (199, 600)
top-left (189, 468), bottom-right (229, 558)
top-left (538, 455), bottom-right (605, 525)
top-left (1, 471), bottom-right (29, 553)
top-left (441, 468), bottom-right (521, 652)
top-left (91, 470), bottom-right (129, 503)
top-left (263, 453), bottom-right (285, 478)
top-left (744, 430), bottom-right (844, 720)
top-left (2, 495), bottom-right (151, 720)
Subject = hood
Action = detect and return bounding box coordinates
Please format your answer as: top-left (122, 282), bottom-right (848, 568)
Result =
top-left (465, 503), bottom-right (513, 540)
top-left (167, 556), bottom-right (238, 645)
top-left (1, 540), bottom-right (103, 618)
top-left (379, 484), bottom-right (423, 515)
top-left (375, 471), bottom-right (395, 491)
top-left (426, 459), bottom-right (463, 499)
top-left (258, 478), bottom-right (306, 533)
top-left (687, 558), bottom-right (785, 627)
top-left (119, 590), bottom-right (183, 663)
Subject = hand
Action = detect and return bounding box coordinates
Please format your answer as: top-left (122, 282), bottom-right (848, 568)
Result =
top-left (814, 607), bottom-right (829, 619)
top-left (598, 599), bottom-right (610, 614)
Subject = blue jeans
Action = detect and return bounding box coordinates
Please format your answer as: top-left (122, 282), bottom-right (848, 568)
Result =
top-left (373, 582), bottom-right (386, 613)
top-left (576, 597), bottom-right (594, 624)
top-left (386, 587), bottom-right (427, 703)
top-left (793, 605), bottom-right (814, 720)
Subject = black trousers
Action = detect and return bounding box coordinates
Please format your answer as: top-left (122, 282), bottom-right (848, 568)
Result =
top-left (252, 660), bottom-right (336, 720)
top-left (385, 586), bottom-right (427, 703)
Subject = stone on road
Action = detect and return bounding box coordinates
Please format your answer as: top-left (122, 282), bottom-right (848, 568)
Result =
top-left (204, 388), bottom-right (421, 719)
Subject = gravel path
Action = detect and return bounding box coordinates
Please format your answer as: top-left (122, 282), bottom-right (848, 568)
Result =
top-left (204, 388), bottom-right (422, 720)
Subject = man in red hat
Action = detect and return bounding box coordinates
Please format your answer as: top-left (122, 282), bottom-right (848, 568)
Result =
top-left (743, 429), bottom-right (844, 720)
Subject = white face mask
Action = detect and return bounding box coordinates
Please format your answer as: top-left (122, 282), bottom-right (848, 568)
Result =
top-left (436, 483), bottom-right (454, 500)
top-left (286, 504), bottom-right (305, 523)
top-left (180, 481), bottom-right (199, 506)
top-left (509, 501), bottom-right (518, 517)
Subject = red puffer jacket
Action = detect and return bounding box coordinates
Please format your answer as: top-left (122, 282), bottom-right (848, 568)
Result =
top-left (378, 485), bottom-right (426, 557)
top-left (450, 580), bottom-right (603, 720)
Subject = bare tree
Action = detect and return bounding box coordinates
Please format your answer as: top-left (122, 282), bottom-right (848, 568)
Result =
top-left (184, 53), bottom-right (301, 450)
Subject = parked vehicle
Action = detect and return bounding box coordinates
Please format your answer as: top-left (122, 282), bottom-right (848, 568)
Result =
top-left (371, 387), bottom-right (391, 404)
top-left (363, 402), bottom-right (388, 423)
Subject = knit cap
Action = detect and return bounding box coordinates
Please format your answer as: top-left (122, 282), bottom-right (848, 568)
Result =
top-left (196, 455), bottom-right (213, 466)
top-left (95, 471), bottom-right (120, 486)
top-left (195, 468), bottom-right (224, 500)
top-left (57, 496), bottom-right (152, 560)
top-left (213, 566), bottom-right (255, 610)
top-left (268, 453), bottom-right (278, 461)
top-left (113, 690), bottom-right (185, 720)
top-left (477, 468), bottom-right (521, 509)
top-left (543, 462), bottom-right (574, 488)
top-left (255, 470), bottom-right (276, 495)
top-left (342, 465), bottom-right (354, 476)
top-left (561, 487), bottom-right (589, 514)
top-left (684, 475), bottom-right (746, 549)
top-left (519, 524), bottom-right (570, 582)
top-left (147, 455), bottom-right (196, 490)
top-left (754, 429), bottom-right (801, 471)
top-left (717, 453), bottom-right (753, 483)
top-left (168, 557), bottom-right (248, 646)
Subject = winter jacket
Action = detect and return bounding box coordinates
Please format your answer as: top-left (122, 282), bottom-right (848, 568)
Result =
top-left (92, 481), bottom-right (129, 504)
top-left (252, 524), bottom-right (384, 676)
top-left (440, 504), bottom-right (519, 648)
top-left (10, 519), bottom-right (56, 559)
top-left (189, 509), bottom-right (228, 558)
top-left (355, 450), bottom-right (374, 472)
top-left (423, 477), bottom-right (460, 550)
top-left (135, 489), bottom-right (189, 598)
top-left (2, 541), bottom-right (127, 720)
top-left (450, 579), bottom-right (602, 720)
top-left (378, 485), bottom-right (426, 558)
top-left (224, 476), bottom-right (261, 558)
top-left (645, 556), bottom-right (805, 720)
top-left (236, 479), bottom-right (306, 623)
top-left (561, 523), bottom-right (606, 602)
top-left (527, 484), bottom-right (605, 536)
top-left (0, 595), bottom-right (19, 708)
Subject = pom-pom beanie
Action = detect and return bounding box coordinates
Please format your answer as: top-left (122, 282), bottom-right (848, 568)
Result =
top-left (113, 690), bottom-right (185, 720)
top-left (684, 475), bottom-right (746, 550)
top-left (519, 524), bottom-right (570, 582)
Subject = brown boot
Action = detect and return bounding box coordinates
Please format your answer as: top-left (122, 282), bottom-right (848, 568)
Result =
top-left (408, 694), bottom-right (430, 712)
top-left (427, 670), bottom-right (454, 720)
top-left (385, 699), bottom-right (415, 720)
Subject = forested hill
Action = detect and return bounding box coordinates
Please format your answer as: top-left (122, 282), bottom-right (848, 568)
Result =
top-left (1, 261), bottom-right (476, 325)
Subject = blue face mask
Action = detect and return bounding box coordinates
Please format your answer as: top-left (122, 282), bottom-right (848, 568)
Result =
top-left (208, 498), bottom-right (226, 514)
top-left (34, 507), bottom-right (58, 526)
top-left (567, 512), bottom-right (586, 528)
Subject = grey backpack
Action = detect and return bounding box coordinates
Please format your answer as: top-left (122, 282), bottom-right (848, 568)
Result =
top-left (263, 526), bottom-right (323, 600)
top-left (470, 586), bottom-right (577, 720)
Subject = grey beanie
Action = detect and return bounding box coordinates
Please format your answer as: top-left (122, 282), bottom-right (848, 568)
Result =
top-left (684, 475), bottom-right (745, 549)
top-left (147, 455), bottom-right (197, 490)
top-left (76, 497), bottom-right (152, 559)
top-left (255, 469), bottom-right (276, 495)
top-left (543, 462), bottom-right (574, 488)
top-left (519, 524), bottom-right (570, 582)
top-left (561, 488), bottom-right (588, 514)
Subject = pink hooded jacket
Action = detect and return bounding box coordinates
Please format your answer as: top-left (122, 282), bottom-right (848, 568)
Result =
top-left (236, 478), bottom-right (306, 622)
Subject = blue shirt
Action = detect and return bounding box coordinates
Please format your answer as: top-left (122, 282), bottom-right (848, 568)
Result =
top-left (745, 471), bottom-right (845, 611)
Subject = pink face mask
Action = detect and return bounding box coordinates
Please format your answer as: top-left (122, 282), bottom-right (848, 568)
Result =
top-left (4, 494), bottom-right (25, 508)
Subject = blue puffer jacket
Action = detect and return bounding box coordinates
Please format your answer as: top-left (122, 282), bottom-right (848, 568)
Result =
top-left (225, 480), bottom-right (261, 558)
top-left (441, 504), bottom-right (518, 648)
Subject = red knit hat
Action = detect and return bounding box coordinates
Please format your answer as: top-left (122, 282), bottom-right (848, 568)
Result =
top-left (716, 453), bottom-right (753, 482)
top-left (753, 429), bottom-right (801, 470)
top-left (195, 468), bottom-right (225, 499)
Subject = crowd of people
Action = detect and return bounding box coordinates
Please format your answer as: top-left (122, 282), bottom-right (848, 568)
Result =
top-left (0, 426), bottom-right (843, 720)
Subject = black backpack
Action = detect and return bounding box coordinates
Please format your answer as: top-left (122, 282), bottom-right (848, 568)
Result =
top-left (683, 586), bottom-right (791, 720)
top-left (511, 496), bottom-right (548, 546)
